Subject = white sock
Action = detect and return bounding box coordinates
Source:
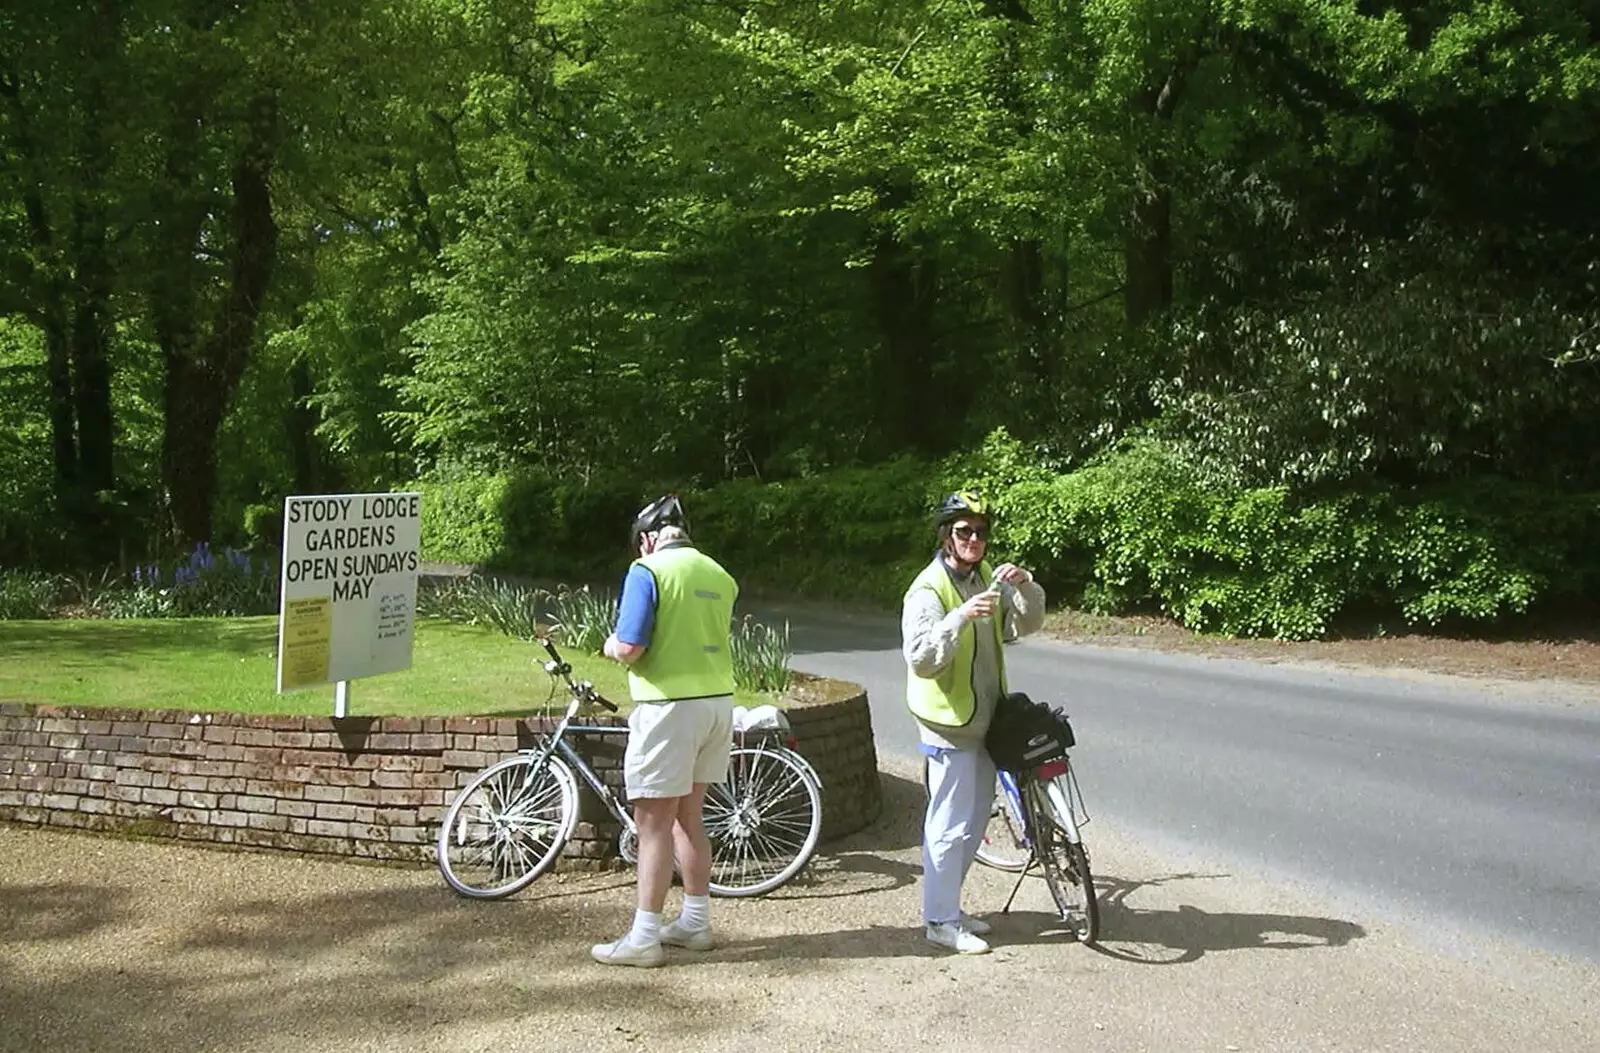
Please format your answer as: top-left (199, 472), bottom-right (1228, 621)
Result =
top-left (679, 894), bottom-right (710, 931)
top-left (628, 909), bottom-right (661, 945)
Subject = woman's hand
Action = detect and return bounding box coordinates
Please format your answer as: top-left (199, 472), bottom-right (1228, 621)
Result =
top-left (989, 562), bottom-right (1031, 586)
top-left (957, 590), bottom-right (1000, 622)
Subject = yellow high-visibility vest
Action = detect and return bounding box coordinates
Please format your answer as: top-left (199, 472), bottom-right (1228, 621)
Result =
top-left (904, 559), bottom-right (1006, 727)
top-left (628, 546), bottom-right (737, 702)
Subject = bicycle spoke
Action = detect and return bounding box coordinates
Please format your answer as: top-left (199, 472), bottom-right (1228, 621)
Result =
top-left (705, 748), bottom-right (822, 896)
top-left (437, 755), bottom-right (577, 899)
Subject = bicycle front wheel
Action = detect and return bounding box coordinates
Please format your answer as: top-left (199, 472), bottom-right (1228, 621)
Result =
top-left (705, 746), bottom-right (822, 897)
top-left (974, 774), bottom-right (1030, 872)
top-left (1025, 781), bottom-right (1100, 943)
top-left (437, 754), bottom-right (578, 899)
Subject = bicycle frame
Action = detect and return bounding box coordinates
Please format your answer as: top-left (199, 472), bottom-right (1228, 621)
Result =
top-left (512, 682), bottom-right (639, 841)
top-left (994, 750), bottom-right (1095, 916)
top-left (1031, 756), bottom-right (1090, 846)
top-left (513, 698), bottom-right (818, 856)
top-left (996, 754), bottom-right (1089, 851)
top-left (996, 767), bottom-right (1026, 842)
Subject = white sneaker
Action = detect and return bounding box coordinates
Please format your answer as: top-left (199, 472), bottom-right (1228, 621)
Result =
top-left (590, 936), bottom-right (665, 968)
top-left (960, 912), bottom-right (992, 936)
top-left (660, 918), bottom-right (715, 951)
top-left (925, 921), bottom-right (990, 955)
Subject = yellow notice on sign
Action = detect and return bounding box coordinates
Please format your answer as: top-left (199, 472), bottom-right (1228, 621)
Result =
top-left (280, 595), bottom-right (332, 690)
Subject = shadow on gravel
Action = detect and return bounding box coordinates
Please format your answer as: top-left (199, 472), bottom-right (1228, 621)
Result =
top-left (0, 883), bottom-right (129, 942)
top-left (769, 849), bottom-right (921, 900)
top-left (0, 880), bottom-right (715, 1053)
top-left (764, 769), bottom-right (925, 900)
top-left (845, 769), bottom-right (923, 851)
top-left (1085, 871), bottom-right (1367, 965)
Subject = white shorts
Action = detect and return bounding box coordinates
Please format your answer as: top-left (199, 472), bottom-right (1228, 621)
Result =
top-left (624, 696), bottom-right (734, 800)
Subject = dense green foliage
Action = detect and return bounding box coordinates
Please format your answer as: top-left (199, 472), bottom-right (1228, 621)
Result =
top-left (4, 1), bottom-right (1598, 639)
top-left (998, 441), bottom-right (1600, 639)
top-left (412, 430), bottom-right (1598, 639)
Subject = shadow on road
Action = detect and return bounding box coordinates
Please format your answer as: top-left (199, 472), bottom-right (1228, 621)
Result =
top-left (1085, 870), bottom-right (1368, 965)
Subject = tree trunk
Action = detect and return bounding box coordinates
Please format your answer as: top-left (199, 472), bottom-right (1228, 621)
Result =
top-left (71, 0), bottom-right (119, 513)
top-left (1005, 237), bottom-right (1057, 387)
top-left (1123, 167), bottom-right (1173, 328)
top-left (69, 198), bottom-right (115, 502)
top-left (289, 355), bottom-right (320, 494)
top-left (867, 188), bottom-right (946, 453)
top-left (161, 96), bottom-right (280, 545)
top-left (868, 228), bottom-right (943, 453)
top-left (1, 73), bottom-right (78, 494)
top-left (1123, 67), bottom-right (1192, 329)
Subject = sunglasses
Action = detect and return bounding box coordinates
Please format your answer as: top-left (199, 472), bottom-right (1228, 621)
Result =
top-left (952, 524), bottom-right (990, 542)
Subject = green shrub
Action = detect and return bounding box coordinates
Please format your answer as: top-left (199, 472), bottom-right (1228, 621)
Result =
top-left (411, 434), bottom-right (1599, 640)
top-left (242, 502), bottom-right (283, 551)
top-left (415, 470), bottom-right (510, 566)
top-left (0, 568), bottom-right (62, 619)
top-left (414, 466), bottom-right (643, 579)
top-left (496, 471), bottom-right (641, 580)
top-left (694, 456), bottom-right (938, 606)
top-left (995, 440), bottom-right (1599, 639)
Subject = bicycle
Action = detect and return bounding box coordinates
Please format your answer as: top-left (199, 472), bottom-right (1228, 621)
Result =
top-left (436, 636), bottom-right (823, 900)
top-left (975, 745), bottom-right (1099, 944)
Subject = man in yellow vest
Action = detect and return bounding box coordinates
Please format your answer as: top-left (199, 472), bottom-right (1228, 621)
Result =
top-left (903, 490), bottom-right (1046, 954)
top-left (592, 494), bottom-right (739, 967)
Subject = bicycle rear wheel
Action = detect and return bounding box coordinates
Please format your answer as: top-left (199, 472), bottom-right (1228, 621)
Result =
top-left (705, 746), bottom-right (822, 897)
top-left (1025, 781), bottom-right (1100, 943)
top-left (975, 774), bottom-right (1030, 872)
top-left (437, 753), bottom-right (578, 899)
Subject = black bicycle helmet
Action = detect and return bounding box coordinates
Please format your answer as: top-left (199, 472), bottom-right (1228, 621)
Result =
top-left (630, 494), bottom-right (687, 544)
top-left (934, 490), bottom-right (990, 529)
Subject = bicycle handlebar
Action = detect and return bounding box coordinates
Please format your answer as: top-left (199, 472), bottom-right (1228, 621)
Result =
top-left (539, 635), bottom-right (620, 712)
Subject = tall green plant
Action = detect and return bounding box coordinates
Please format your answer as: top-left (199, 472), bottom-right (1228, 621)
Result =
top-left (542, 584), bottom-right (616, 655)
top-left (730, 615), bottom-right (792, 694)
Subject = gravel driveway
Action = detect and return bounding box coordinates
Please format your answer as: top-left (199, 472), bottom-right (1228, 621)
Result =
top-left (3, 753), bottom-right (1596, 1053)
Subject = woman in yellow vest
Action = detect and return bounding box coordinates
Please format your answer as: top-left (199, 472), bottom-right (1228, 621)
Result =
top-left (903, 491), bottom-right (1047, 954)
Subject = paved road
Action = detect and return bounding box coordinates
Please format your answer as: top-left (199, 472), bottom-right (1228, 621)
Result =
top-left (757, 600), bottom-right (1600, 967)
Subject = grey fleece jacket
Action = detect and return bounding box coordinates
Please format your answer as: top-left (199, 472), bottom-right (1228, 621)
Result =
top-left (900, 555), bottom-right (1047, 751)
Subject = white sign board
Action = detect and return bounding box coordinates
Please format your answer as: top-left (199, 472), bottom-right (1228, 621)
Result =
top-left (276, 491), bottom-right (422, 695)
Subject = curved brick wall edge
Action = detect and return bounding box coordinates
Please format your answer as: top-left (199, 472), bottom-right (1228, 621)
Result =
top-left (0, 691), bottom-right (882, 869)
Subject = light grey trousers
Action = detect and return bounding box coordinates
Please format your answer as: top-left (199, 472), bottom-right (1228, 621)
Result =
top-left (921, 745), bottom-right (997, 925)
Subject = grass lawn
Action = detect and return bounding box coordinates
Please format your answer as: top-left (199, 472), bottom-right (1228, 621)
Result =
top-left (0, 617), bottom-right (666, 718)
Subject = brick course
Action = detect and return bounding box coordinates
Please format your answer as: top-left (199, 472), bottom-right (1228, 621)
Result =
top-left (0, 691), bottom-right (880, 867)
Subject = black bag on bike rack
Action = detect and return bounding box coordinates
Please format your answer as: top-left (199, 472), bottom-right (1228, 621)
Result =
top-left (985, 691), bottom-right (1075, 777)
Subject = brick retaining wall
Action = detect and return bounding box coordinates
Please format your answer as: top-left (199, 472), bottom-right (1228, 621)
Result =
top-left (0, 691), bottom-right (881, 866)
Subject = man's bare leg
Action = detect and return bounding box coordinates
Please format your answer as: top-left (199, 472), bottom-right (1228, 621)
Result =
top-left (591, 795), bottom-right (680, 967)
top-left (673, 784), bottom-right (711, 896)
top-left (634, 795), bottom-right (681, 912)
top-left (662, 784), bottom-right (715, 947)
